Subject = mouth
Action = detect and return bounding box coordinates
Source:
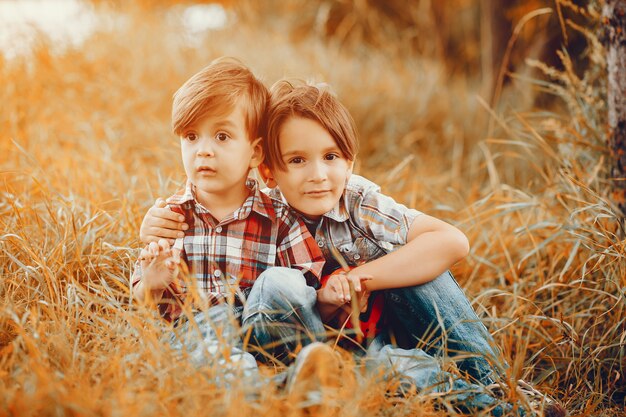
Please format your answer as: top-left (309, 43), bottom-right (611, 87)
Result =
top-left (196, 166), bottom-right (217, 175)
top-left (305, 190), bottom-right (331, 197)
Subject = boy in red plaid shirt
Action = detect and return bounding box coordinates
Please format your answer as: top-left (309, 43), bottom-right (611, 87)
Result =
top-left (132, 58), bottom-right (325, 373)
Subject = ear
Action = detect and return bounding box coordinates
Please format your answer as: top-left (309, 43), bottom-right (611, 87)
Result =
top-left (258, 163), bottom-right (277, 188)
top-left (249, 137), bottom-right (264, 169)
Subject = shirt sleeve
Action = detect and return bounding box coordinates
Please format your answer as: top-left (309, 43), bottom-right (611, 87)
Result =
top-left (274, 210), bottom-right (325, 289)
top-left (351, 188), bottom-right (423, 246)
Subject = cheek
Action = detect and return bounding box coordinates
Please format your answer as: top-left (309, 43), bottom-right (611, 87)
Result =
top-left (281, 182), bottom-right (299, 199)
top-left (274, 171), bottom-right (295, 189)
top-left (331, 167), bottom-right (348, 183)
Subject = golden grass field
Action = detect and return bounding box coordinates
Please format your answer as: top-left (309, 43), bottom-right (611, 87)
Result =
top-left (1, 1), bottom-right (624, 416)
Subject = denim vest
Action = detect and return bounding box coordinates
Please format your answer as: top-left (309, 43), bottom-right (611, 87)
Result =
top-left (266, 175), bottom-right (421, 271)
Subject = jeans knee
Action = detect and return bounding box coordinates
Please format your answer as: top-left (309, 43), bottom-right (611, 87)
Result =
top-left (252, 267), bottom-right (315, 309)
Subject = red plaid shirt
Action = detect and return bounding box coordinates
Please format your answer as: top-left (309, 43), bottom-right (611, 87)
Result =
top-left (132, 179), bottom-right (325, 320)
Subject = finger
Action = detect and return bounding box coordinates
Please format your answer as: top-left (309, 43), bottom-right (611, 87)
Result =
top-left (346, 275), bottom-right (361, 292)
top-left (154, 198), bottom-right (167, 208)
top-left (150, 208), bottom-right (187, 226)
top-left (171, 248), bottom-right (181, 263)
top-left (152, 217), bottom-right (188, 231)
top-left (339, 276), bottom-right (351, 302)
top-left (139, 248), bottom-right (154, 270)
top-left (145, 236), bottom-right (177, 245)
top-left (141, 235), bottom-right (159, 244)
top-left (148, 226), bottom-right (185, 240)
top-left (155, 214), bottom-right (187, 229)
top-left (138, 247), bottom-right (151, 263)
top-left (166, 248), bottom-right (181, 270)
top-left (157, 238), bottom-right (171, 252)
top-left (148, 241), bottom-right (160, 257)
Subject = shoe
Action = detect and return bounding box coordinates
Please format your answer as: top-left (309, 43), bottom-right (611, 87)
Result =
top-left (287, 342), bottom-right (350, 410)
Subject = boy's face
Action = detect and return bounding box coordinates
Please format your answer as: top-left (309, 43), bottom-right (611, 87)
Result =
top-left (270, 116), bottom-right (353, 220)
top-left (180, 99), bottom-right (262, 206)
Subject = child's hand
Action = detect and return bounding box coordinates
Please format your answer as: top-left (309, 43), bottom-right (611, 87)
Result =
top-left (140, 198), bottom-right (188, 244)
top-left (318, 270), bottom-right (372, 306)
top-left (139, 238), bottom-right (180, 291)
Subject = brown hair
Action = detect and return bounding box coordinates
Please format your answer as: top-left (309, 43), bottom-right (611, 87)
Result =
top-left (264, 79), bottom-right (359, 170)
top-left (172, 57), bottom-right (268, 141)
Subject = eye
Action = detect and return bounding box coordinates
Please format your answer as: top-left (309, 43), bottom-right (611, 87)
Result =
top-left (324, 153), bottom-right (340, 161)
top-left (183, 132), bottom-right (198, 142)
top-left (288, 157), bottom-right (304, 164)
top-left (216, 132), bottom-right (230, 142)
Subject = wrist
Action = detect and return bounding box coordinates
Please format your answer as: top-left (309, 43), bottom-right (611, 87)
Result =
top-left (316, 288), bottom-right (330, 304)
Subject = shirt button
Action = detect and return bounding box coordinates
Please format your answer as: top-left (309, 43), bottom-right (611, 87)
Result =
top-left (353, 254), bottom-right (361, 260)
top-left (215, 226), bottom-right (222, 233)
top-left (317, 240), bottom-right (325, 247)
top-left (214, 269), bottom-right (222, 278)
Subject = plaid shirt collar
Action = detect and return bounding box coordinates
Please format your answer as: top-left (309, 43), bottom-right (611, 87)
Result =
top-left (167, 178), bottom-right (275, 222)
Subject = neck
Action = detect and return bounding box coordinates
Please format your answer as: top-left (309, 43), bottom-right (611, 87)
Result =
top-left (195, 181), bottom-right (251, 222)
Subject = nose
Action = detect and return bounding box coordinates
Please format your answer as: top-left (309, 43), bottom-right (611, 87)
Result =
top-left (196, 138), bottom-right (215, 157)
top-left (308, 160), bottom-right (327, 182)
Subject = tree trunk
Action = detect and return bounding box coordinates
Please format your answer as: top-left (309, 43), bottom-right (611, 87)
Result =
top-left (604, 0), bottom-right (626, 232)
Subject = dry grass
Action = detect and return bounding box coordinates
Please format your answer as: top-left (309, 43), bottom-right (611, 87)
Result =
top-left (1, 1), bottom-right (624, 416)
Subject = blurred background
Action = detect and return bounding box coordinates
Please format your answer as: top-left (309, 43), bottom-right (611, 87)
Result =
top-left (0, 0), bottom-right (600, 184)
top-left (1, 1), bottom-right (624, 415)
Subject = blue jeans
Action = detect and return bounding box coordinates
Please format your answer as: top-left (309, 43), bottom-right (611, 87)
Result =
top-left (383, 270), bottom-right (507, 385)
top-left (169, 267), bottom-right (324, 374)
top-left (169, 303), bottom-right (259, 384)
top-left (364, 343), bottom-right (516, 416)
top-left (241, 267), bottom-right (507, 384)
top-left (170, 268), bottom-right (514, 413)
top-left (242, 267), bottom-right (327, 363)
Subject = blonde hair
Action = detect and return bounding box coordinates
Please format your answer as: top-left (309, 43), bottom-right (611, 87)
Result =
top-left (264, 79), bottom-right (359, 170)
top-left (172, 57), bottom-right (268, 141)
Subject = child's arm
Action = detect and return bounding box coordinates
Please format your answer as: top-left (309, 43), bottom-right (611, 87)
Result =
top-left (351, 214), bottom-right (469, 291)
top-left (140, 199), bottom-right (188, 244)
top-left (133, 239), bottom-right (180, 304)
